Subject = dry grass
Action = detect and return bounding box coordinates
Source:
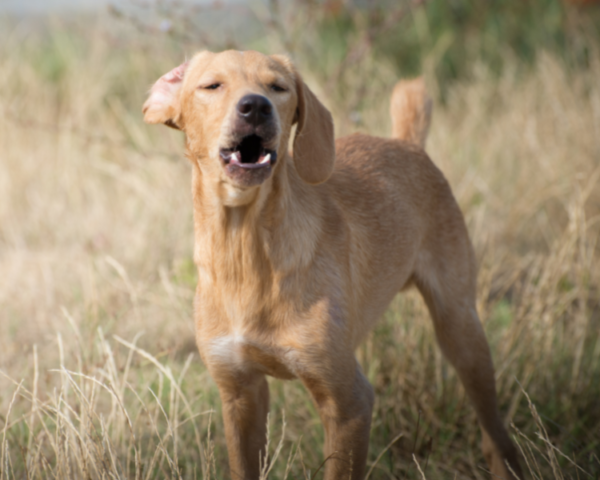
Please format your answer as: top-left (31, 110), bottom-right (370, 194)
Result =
top-left (0, 12), bottom-right (599, 480)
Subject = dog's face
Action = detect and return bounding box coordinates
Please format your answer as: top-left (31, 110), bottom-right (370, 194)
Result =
top-left (143, 50), bottom-right (335, 205)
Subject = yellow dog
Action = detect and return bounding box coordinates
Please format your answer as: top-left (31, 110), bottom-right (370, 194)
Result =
top-left (143, 50), bottom-right (521, 480)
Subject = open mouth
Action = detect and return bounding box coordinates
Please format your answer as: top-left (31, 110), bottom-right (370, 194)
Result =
top-left (220, 134), bottom-right (277, 169)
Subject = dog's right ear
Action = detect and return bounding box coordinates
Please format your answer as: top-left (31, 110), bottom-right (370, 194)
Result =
top-left (142, 61), bottom-right (188, 130)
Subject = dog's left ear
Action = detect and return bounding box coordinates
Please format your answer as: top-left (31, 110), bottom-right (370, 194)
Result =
top-left (142, 61), bottom-right (189, 130)
top-left (290, 69), bottom-right (336, 185)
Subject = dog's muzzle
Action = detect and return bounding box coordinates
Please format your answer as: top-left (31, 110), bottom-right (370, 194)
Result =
top-left (219, 94), bottom-right (279, 187)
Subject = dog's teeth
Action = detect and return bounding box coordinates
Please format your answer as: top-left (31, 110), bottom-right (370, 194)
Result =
top-left (231, 152), bottom-right (241, 163)
top-left (259, 153), bottom-right (271, 165)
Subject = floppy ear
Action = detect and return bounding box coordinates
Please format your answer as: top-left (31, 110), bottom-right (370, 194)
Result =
top-left (292, 71), bottom-right (336, 185)
top-left (142, 61), bottom-right (188, 130)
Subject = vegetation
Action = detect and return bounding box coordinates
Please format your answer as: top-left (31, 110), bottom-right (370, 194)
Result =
top-left (0, 1), bottom-right (599, 478)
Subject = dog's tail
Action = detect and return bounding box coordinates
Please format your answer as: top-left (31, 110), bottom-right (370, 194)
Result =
top-left (390, 77), bottom-right (432, 149)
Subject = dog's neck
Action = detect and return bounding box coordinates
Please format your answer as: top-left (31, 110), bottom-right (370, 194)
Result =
top-left (190, 152), bottom-right (324, 292)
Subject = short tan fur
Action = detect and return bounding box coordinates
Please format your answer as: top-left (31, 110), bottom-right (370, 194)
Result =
top-left (143, 50), bottom-right (522, 480)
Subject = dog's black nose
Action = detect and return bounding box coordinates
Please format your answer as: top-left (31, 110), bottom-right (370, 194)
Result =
top-left (236, 94), bottom-right (273, 125)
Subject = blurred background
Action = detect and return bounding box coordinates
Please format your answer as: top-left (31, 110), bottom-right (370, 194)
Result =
top-left (1, 1), bottom-right (599, 479)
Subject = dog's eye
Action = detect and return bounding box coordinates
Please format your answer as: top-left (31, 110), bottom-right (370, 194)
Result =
top-left (270, 84), bottom-right (287, 93)
top-left (203, 83), bottom-right (222, 90)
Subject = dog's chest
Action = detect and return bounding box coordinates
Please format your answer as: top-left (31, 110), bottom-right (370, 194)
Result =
top-left (204, 333), bottom-right (299, 380)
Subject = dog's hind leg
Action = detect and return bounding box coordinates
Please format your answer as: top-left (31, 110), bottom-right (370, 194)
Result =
top-left (413, 243), bottom-right (522, 479)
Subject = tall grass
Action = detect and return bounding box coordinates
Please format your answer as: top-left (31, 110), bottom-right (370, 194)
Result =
top-left (0, 7), bottom-right (599, 479)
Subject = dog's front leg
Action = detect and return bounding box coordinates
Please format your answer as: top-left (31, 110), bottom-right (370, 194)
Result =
top-left (301, 361), bottom-right (374, 480)
top-left (214, 371), bottom-right (270, 480)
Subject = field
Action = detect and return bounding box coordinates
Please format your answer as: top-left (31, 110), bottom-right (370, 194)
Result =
top-left (1, 2), bottom-right (599, 479)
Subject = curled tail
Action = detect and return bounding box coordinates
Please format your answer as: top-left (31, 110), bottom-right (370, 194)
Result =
top-left (390, 77), bottom-right (432, 149)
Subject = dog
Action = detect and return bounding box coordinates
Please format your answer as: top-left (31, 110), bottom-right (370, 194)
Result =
top-left (142, 50), bottom-right (522, 480)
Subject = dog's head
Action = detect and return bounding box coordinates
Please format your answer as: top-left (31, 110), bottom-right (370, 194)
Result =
top-left (143, 50), bottom-right (335, 204)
